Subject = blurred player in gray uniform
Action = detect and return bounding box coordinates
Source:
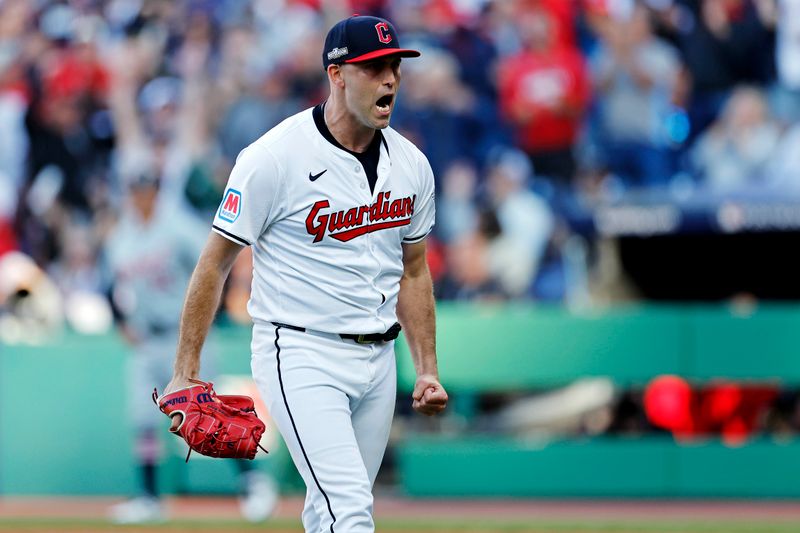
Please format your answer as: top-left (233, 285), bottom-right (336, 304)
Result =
top-left (104, 173), bottom-right (277, 524)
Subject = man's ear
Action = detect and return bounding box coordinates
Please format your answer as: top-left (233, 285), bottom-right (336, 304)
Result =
top-left (328, 64), bottom-right (345, 89)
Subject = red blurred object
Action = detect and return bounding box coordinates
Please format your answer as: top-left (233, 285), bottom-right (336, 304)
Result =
top-left (704, 384), bottom-right (778, 446)
top-left (425, 236), bottom-right (446, 283)
top-left (704, 382), bottom-right (742, 424)
top-left (348, 0), bottom-right (388, 12)
top-left (0, 219), bottom-right (17, 257)
top-left (43, 51), bottom-right (109, 102)
top-left (422, 0), bottom-right (463, 29)
top-left (644, 375), bottom-right (779, 445)
top-left (644, 375), bottom-right (694, 433)
top-left (0, 60), bottom-right (32, 102)
top-left (582, 0), bottom-right (610, 16)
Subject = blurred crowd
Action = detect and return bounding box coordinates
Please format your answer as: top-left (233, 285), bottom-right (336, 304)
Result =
top-left (1, 0), bottom-right (799, 338)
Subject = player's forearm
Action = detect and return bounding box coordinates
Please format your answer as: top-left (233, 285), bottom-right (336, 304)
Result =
top-left (173, 259), bottom-right (224, 379)
top-left (173, 235), bottom-right (242, 380)
top-left (396, 267), bottom-right (438, 378)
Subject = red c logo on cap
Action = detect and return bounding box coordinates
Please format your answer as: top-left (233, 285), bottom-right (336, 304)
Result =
top-left (375, 22), bottom-right (392, 44)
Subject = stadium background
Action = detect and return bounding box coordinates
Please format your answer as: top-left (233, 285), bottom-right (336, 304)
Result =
top-left (2, 0), bottom-right (800, 531)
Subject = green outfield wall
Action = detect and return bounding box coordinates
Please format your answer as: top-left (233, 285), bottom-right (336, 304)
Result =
top-left (1, 304), bottom-right (799, 497)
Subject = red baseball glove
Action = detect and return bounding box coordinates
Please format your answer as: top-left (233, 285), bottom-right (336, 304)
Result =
top-left (153, 379), bottom-right (268, 462)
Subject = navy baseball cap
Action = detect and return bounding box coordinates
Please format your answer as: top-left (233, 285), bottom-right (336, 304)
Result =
top-left (323, 15), bottom-right (420, 69)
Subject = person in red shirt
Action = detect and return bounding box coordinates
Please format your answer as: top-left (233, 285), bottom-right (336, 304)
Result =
top-left (497, 6), bottom-right (591, 183)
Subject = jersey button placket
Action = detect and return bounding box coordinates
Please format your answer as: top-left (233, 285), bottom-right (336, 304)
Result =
top-left (367, 231), bottom-right (383, 324)
top-left (352, 159), bottom-right (380, 317)
top-left (371, 158), bottom-right (392, 323)
top-left (362, 159), bottom-right (382, 323)
top-left (354, 164), bottom-right (367, 194)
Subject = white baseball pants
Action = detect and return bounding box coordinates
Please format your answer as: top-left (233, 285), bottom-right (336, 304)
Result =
top-left (251, 323), bottom-right (397, 533)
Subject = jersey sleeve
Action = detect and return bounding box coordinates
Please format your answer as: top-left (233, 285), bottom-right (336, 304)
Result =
top-left (212, 144), bottom-right (283, 246)
top-left (403, 155), bottom-right (436, 244)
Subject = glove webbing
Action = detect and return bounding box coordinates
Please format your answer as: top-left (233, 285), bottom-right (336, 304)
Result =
top-left (182, 404), bottom-right (269, 462)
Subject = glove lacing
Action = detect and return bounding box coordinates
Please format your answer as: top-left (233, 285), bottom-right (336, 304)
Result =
top-left (182, 407), bottom-right (268, 462)
top-left (182, 379), bottom-right (268, 462)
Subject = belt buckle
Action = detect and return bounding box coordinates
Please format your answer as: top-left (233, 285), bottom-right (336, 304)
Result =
top-left (355, 334), bottom-right (372, 344)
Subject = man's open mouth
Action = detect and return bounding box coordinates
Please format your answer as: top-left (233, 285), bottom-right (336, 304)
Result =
top-left (376, 94), bottom-right (394, 113)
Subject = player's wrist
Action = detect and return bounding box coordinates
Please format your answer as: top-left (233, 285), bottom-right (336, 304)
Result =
top-left (415, 371), bottom-right (440, 383)
top-left (166, 371), bottom-right (198, 393)
top-left (172, 359), bottom-right (200, 379)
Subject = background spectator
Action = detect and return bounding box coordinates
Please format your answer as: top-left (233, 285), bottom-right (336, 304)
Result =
top-left (692, 85), bottom-right (780, 191)
top-left (484, 148), bottom-right (555, 298)
top-left (771, 0), bottom-right (800, 124)
top-left (590, 3), bottom-right (682, 187)
top-left (497, 3), bottom-right (591, 184)
top-left (436, 160), bottom-right (480, 245)
top-left (656, 0), bottom-right (775, 140)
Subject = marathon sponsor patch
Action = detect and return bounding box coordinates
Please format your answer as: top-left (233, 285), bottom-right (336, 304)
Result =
top-left (218, 188), bottom-right (242, 222)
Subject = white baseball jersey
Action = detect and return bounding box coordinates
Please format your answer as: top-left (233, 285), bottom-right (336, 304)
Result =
top-left (211, 107), bottom-right (435, 334)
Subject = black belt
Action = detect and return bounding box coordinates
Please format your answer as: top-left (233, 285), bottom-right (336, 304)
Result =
top-left (341, 322), bottom-right (402, 344)
top-left (272, 322), bottom-right (402, 344)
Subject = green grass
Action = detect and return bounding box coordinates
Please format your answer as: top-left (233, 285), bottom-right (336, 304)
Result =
top-left (0, 518), bottom-right (798, 533)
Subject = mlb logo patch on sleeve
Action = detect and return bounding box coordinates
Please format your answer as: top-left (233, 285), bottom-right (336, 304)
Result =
top-left (218, 189), bottom-right (242, 222)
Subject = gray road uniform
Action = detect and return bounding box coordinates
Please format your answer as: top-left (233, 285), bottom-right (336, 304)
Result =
top-left (105, 201), bottom-right (209, 433)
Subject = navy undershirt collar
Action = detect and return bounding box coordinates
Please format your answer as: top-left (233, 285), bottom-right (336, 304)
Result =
top-left (313, 103), bottom-right (382, 194)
